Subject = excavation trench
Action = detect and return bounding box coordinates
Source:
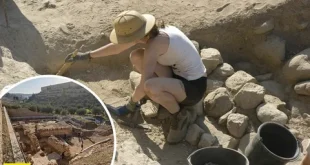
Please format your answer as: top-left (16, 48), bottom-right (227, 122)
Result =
top-left (57, 0), bottom-right (310, 85)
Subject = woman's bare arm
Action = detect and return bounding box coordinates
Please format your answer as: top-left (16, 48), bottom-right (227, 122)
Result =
top-left (89, 42), bottom-right (136, 58)
top-left (130, 38), bottom-right (164, 102)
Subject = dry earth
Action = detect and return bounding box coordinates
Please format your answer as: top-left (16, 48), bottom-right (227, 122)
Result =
top-left (1, 0), bottom-right (310, 164)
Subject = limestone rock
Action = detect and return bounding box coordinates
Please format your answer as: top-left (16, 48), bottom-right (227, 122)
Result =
top-left (204, 87), bottom-right (234, 118)
top-left (255, 73), bottom-right (272, 82)
top-left (263, 94), bottom-right (286, 110)
top-left (283, 48), bottom-right (310, 84)
top-left (254, 19), bottom-right (274, 34)
top-left (303, 113), bottom-right (310, 126)
top-left (294, 80), bottom-right (310, 96)
top-left (254, 35), bottom-right (285, 68)
top-left (197, 117), bottom-right (233, 148)
top-left (209, 63), bottom-right (235, 81)
top-left (206, 79), bottom-right (224, 94)
top-left (227, 113), bottom-right (249, 138)
top-left (129, 71), bottom-right (141, 90)
top-left (198, 133), bottom-right (216, 148)
top-left (141, 100), bottom-right (159, 118)
top-left (228, 137), bottom-right (240, 149)
top-left (260, 80), bottom-right (286, 101)
top-left (256, 103), bottom-right (288, 125)
top-left (238, 132), bottom-right (257, 154)
top-left (185, 124), bottom-right (205, 146)
top-left (218, 107), bottom-right (237, 125)
top-left (233, 83), bottom-right (265, 109)
top-left (201, 48), bottom-right (223, 74)
top-left (191, 40), bottom-right (200, 52)
top-left (225, 71), bottom-right (257, 93)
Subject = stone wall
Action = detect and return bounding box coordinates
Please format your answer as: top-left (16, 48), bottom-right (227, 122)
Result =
top-left (37, 123), bottom-right (72, 137)
top-left (38, 127), bottom-right (72, 137)
top-left (3, 107), bottom-right (25, 162)
top-left (22, 123), bottom-right (40, 152)
top-left (47, 135), bottom-right (70, 157)
top-left (27, 133), bottom-right (40, 152)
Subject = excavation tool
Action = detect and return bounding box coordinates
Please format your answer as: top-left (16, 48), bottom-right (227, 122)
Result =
top-left (56, 45), bottom-right (84, 75)
top-left (105, 103), bottom-right (150, 130)
top-left (2, 0), bottom-right (9, 27)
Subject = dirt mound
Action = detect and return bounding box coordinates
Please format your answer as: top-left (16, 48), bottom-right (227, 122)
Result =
top-left (2, 0), bottom-right (309, 74)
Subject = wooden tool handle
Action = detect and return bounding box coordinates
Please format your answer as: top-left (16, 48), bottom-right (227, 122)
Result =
top-left (71, 44), bottom-right (84, 58)
top-left (56, 44), bottom-right (85, 76)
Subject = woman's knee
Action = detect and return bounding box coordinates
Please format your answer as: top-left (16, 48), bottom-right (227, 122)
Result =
top-left (144, 78), bottom-right (160, 95)
top-left (130, 49), bottom-right (144, 65)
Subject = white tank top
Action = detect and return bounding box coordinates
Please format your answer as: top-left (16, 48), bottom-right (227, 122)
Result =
top-left (158, 26), bottom-right (207, 80)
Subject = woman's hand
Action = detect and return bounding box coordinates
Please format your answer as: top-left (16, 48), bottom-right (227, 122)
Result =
top-left (65, 52), bottom-right (91, 63)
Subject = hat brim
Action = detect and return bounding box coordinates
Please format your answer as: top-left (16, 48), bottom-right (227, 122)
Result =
top-left (109, 14), bottom-right (156, 44)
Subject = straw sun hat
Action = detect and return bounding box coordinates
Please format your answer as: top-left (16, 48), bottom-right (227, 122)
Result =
top-left (109, 10), bottom-right (156, 44)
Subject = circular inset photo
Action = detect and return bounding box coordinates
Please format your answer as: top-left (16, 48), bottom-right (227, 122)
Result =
top-left (0, 75), bottom-right (116, 165)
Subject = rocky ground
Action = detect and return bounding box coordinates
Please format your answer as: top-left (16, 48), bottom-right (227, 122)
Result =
top-left (1, 0), bottom-right (310, 164)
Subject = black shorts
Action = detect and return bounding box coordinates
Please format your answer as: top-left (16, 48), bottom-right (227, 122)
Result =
top-left (173, 73), bottom-right (207, 106)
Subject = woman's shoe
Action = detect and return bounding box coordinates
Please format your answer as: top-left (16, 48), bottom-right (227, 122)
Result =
top-left (166, 110), bottom-right (190, 144)
top-left (114, 97), bottom-right (138, 116)
top-left (115, 106), bottom-right (134, 116)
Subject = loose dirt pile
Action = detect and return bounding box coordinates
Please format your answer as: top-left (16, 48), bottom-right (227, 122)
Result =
top-left (1, 0), bottom-right (310, 164)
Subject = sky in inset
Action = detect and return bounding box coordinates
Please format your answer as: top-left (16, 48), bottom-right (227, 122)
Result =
top-left (8, 77), bottom-right (72, 94)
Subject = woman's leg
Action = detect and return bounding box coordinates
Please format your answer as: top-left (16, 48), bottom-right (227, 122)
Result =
top-left (129, 48), bottom-right (172, 102)
top-left (144, 77), bottom-right (186, 114)
top-left (130, 49), bottom-right (190, 144)
top-left (115, 48), bottom-right (173, 115)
